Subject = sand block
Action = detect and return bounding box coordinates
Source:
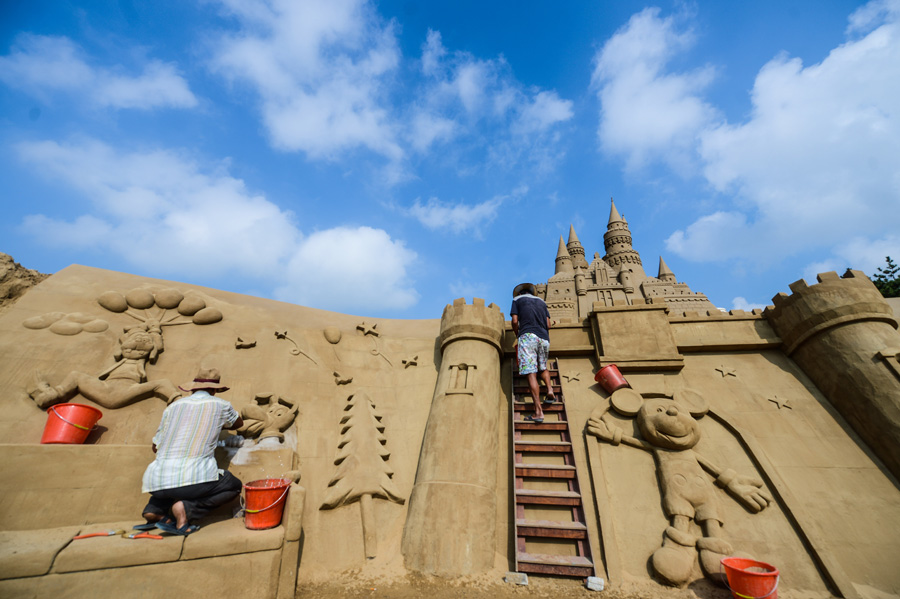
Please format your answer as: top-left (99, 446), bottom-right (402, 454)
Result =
top-left (0, 525), bottom-right (83, 579)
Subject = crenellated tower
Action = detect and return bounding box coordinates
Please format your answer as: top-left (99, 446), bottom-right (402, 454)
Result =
top-left (765, 270), bottom-right (900, 480)
top-left (402, 298), bottom-right (505, 576)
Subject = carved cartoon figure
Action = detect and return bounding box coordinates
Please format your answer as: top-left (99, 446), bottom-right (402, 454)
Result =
top-left (28, 322), bottom-right (180, 409)
top-left (239, 393), bottom-right (299, 443)
top-left (587, 389), bottom-right (772, 586)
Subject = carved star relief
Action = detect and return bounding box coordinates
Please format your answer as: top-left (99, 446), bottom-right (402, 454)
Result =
top-left (767, 395), bottom-right (793, 410)
top-left (402, 355), bottom-right (418, 368)
top-left (356, 321), bottom-right (379, 336)
top-left (715, 366), bottom-right (737, 378)
top-left (562, 372), bottom-right (581, 382)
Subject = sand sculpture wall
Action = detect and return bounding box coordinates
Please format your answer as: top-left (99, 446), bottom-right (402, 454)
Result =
top-left (1, 264), bottom-right (899, 599)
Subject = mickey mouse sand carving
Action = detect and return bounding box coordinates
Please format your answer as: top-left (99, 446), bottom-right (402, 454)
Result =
top-left (587, 388), bottom-right (772, 586)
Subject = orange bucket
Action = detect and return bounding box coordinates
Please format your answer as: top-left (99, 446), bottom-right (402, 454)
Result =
top-left (594, 364), bottom-right (629, 393)
top-left (41, 403), bottom-right (102, 444)
top-left (721, 557), bottom-right (779, 599)
top-left (243, 478), bottom-right (291, 530)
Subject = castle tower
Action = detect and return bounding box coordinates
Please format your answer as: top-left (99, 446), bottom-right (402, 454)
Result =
top-left (603, 198), bottom-right (646, 278)
top-left (567, 225), bottom-right (590, 270)
top-left (766, 271), bottom-right (900, 480)
top-left (658, 257), bottom-right (676, 283)
top-left (554, 236), bottom-right (574, 275)
top-left (402, 298), bottom-right (505, 576)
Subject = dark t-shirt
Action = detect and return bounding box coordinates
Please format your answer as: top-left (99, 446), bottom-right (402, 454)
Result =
top-left (510, 294), bottom-right (550, 341)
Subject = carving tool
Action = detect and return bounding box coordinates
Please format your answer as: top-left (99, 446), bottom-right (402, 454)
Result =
top-left (123, 532), bottom-right (163, 540)
top-left (72, 529), bottom-right (126, 540)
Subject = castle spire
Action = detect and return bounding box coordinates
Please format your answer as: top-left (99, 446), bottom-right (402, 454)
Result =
top-left (555, 236), bottom-right (573, 274)
top-left (566, 225), bottom-right (589, 270)
top-left (608, 197), bottom-right (623, 225)
top-left (603, 198), bottom-right (644, 275)
top-left (658, 257), bottom-right (676, 283)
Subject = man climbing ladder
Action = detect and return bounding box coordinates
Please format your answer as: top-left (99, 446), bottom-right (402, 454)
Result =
top-left (510, 282), bottom-right (556, 423)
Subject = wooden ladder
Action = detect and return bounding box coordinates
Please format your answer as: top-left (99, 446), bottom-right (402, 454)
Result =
top-left (511, 358), bottom-right (596, 578)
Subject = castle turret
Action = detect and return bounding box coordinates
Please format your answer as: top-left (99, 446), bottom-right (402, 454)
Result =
top-left (603, 198), bottom-right (646, 278)
top-left (765, 270), bottom-right (900, 480)
top-left (658, 257), bottom-right (676, 283)
top-left (554, 236), bottom-right (573, 275)
top-left (402, 298), bottom-right (505, 576)
top-left (567, 225), bottom-right (590, 270)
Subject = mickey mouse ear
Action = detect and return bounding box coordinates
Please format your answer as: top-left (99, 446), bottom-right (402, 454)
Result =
top-left (673, 388), bottom-right (708, 417)
top-left (610, 387), bottom-right (643, 416)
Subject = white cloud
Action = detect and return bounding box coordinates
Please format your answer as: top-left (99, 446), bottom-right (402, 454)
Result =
top-left (277, 226), bottom-right (418, 312)
top-left (512, 91), bottom-right (574, 136)
top-left (210, 0), bottom-right (402, 160)
top-left (15, 138), bottom-right (419, 312)
top-left (803, 235), bottom-right (900, 282)
top-left (592, 8), bottom-right (718, 170)
top-left (605, 3), bottom-right (900, 276)
top-left (0, 34), bottom-right (196, 109)
top-left (409, 196), bottom-right (503, 235)
top-left (731, 297), bottom-right (766, 312)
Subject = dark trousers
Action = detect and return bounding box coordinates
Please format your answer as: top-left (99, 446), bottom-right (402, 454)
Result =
top-left (144, 471), bottom-right (242, 523)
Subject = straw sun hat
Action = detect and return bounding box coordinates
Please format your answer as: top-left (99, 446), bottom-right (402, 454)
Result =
top-left (179, 367), bottom-right (230, 393)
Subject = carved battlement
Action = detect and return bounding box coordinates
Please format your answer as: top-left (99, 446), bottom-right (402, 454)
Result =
top-left (765, 270), bottom-right (898, 354)
top-left (667, 307), bottom-right (767, 321)
top-left (439, 297), bottom-right (505, 352)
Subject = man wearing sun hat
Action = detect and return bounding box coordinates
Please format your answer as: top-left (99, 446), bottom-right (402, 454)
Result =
top-left (510, 283), bottom-right (556, 424)
top-left (138, 366), bottom-right (244, 536)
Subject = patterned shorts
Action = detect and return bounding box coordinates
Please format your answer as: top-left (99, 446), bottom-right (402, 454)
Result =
top-left (517, 333), bottom-right (549, 375)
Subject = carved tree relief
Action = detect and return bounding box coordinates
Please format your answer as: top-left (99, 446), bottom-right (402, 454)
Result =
top-left (320, 392), bottom-right (404, 559)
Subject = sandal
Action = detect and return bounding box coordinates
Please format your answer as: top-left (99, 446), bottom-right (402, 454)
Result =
top-left (542, 395), bottom-right (558, 406)
top-left (132, 522), bottom-right (159, 531)
top-left (523, 415), bottom-right (544, 423)
top-left (157, 521), bottom-right (200, 536)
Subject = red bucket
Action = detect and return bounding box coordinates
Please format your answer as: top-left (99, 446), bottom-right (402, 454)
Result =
top-left (41, 403), bottom-right (102, 444)
top-left (594, 364), bottom-right (629, 393)
top-left (243, 478), bottom-right (291, 530)
top-left (721, 557), bottom-right (779, 599)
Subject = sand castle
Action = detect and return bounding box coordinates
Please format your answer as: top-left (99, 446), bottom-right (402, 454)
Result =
top-left (1, 199), bottom-right (898, 599)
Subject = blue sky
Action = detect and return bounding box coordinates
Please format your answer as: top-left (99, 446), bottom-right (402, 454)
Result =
top-left (2, 0), bottom-right (898, 319)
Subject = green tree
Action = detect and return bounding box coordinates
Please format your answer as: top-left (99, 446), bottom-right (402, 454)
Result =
top-left (872, 256), bottom-right (900, 298)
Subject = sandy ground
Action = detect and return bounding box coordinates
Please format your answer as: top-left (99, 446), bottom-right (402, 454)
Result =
top-left (297, 573), bottom-right (739, 599)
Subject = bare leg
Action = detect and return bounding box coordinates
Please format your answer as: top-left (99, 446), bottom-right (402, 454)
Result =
top-left (540, 368), bottom-right (556, 400)
top-left (527, 372), bottom-right (544, 419)
top-left (171, 501), bottom-right (188, 529)
top-left (141, 511), bottom-right (165, 523)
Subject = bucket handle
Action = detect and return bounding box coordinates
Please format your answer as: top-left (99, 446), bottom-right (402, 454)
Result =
top-left (721, 568), bottom-right (779, 599)
top-left (241, 484), bottom-right (290, 514)
top-left (48, 405), bottom-right (99, 432)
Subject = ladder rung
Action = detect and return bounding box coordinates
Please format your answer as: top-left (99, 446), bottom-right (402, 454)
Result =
top-left (514, 421), bottom-right (567, 431)
top-left (512, 402), bottom-right (564, 411)
top-left (517, 519), bottom-right (587, 539)
top-left (517, 551), bottom-right (593, 573)
top-left (515, 463), bottom-right (575, 478)
top-left (514, 440), bottom-right (572, 453)
top-left (515, 489), bottom-right (581, 506)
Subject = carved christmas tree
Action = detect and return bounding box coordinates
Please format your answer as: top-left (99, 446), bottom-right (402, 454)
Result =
top-left (320, 392), bottom-right (404, 558)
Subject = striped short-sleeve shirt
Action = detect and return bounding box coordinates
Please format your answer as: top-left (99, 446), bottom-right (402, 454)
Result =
top-left (141, 391), bottom-right (240, 493)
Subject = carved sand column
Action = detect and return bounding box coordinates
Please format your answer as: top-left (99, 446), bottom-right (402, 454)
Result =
top-left (402, 298), bottom-right (504, 576)
top-left (766, 270), bottom-right (900, 479)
